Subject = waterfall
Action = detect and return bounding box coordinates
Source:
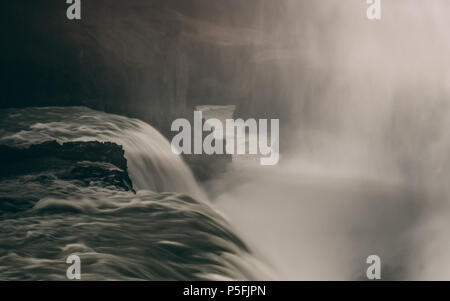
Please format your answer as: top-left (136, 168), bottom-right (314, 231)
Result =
top-left (0, 106), bottom-right (206, 200)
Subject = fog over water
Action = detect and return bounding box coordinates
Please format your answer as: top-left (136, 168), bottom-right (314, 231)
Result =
top-left (208, 0), bottom-right (450, 280)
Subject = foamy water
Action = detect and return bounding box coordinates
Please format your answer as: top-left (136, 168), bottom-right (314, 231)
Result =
top-left (0, 106), bottom-right (270, 280)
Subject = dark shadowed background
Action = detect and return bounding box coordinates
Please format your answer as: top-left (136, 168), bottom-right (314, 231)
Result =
top-left (1, 0), bottom-right (293, 136)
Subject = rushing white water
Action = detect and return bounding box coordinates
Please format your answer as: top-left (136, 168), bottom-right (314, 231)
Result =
top-left (0, 106), bottom-right (205, 200)
top-left (0, 106), bottom-right (271, 280)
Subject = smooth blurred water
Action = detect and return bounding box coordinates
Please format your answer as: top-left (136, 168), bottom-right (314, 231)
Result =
top-left (0, 106), bottom-right (270, 280)
top-left (0, 106), bottom-right (205, 199)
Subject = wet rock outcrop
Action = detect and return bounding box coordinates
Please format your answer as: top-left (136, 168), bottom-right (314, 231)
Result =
top-left (0, 140), bottom-right (134, 192)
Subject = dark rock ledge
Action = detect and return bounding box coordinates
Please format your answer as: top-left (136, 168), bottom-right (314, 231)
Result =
top-left (0, 140), bottom-right (134, 192)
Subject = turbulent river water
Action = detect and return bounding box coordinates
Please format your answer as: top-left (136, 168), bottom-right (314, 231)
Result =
top-left (0, 106), bottom-right (270, 280)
